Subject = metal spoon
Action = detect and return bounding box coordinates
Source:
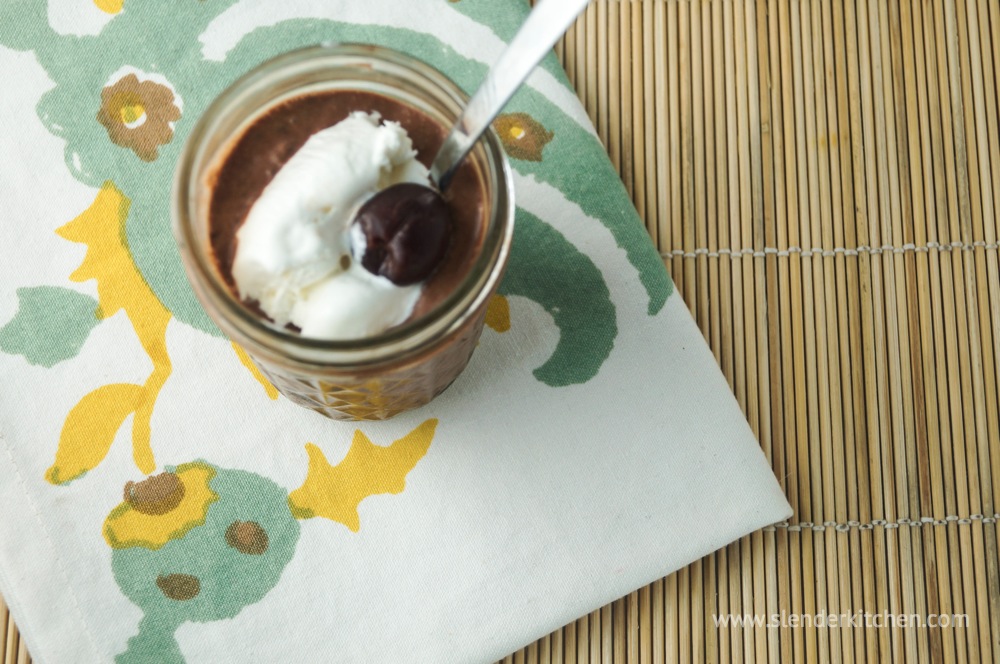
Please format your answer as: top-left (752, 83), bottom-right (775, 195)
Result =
top-left (353, 0), bottom-right (591, 285)
top-left (430, 0), bottom-right (593, 190)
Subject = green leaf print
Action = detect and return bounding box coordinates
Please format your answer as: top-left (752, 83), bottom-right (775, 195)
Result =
top-left (499, 210), bottom-right (616, 386)
top-left (110, 464), bottom-right (300, 663)
top-left (0, 286), bottom-right (99, 367)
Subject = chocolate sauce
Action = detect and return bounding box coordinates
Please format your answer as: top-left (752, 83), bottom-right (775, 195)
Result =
top-left (207, 90), bottom-right (488, 326)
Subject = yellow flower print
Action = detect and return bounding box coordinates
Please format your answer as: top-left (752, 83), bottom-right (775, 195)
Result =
top-left (485, 294), bottom-right (511, 333)
top-left (232, 342), bottom-right (279, 400)
top-left (94, 0), bottom-right (123, 14)
top-left (46, 182), bottom-right (172, 484)
top-left (493, 112), bottom-right (553, 161)
top-left (104, 463), bottom-right (219, 550)
top-left (97, 73), bottom-right (180, 162)
top-left (288, 419), bottom-right (437, 531)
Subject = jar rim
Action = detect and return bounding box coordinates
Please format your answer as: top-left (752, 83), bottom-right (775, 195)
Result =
top-left (173, 43), bottom-right (514, 369)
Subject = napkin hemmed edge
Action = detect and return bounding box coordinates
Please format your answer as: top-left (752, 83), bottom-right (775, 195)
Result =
top-left (0, 432), bottom-right (104, 664)
top-left (480, 499), bottom-right (793, 664)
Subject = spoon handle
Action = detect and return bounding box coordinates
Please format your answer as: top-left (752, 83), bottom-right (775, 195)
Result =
top-left (431, 0), bottom-right (592, 190)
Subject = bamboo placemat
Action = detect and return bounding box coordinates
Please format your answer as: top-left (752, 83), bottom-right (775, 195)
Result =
top-left (4, 0), bottom-right (999, 662)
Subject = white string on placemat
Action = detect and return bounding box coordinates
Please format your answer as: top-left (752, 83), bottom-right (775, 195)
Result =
top-left (763, 513), bottom-right (1000, 534)
top-left (659, 240), bottom-right (1000, 259)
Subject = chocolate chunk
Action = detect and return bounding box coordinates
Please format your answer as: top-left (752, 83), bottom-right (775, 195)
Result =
top-left (353, 183), bottom-right (452, 285)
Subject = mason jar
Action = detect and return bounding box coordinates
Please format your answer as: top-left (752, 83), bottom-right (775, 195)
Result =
top-left (173, 43), bottom-right (514, 420)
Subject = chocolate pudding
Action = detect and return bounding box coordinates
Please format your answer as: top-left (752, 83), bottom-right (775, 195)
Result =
top-left (207, 90), bottom-right (489, 329)
top-left (174, 44), bottom-right (513, 419)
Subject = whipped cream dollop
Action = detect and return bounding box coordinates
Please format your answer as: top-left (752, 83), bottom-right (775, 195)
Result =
top-left (231, 112), bottom-right (430, 339)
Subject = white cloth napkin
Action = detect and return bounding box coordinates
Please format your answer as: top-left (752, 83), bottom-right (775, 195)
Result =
top-left (0, 1), bottom-right (790, 662)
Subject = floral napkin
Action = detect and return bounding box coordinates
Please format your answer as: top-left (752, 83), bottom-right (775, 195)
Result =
top-left (0, 1), bottom-right (791, 662)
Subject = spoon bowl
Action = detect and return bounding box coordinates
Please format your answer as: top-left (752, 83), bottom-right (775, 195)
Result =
top-left (352, 0), bottom-right (592, 283)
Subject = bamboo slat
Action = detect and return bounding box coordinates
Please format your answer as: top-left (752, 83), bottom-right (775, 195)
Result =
top-left (3, 1), bottom-right (999, 662)
top-left (501, 1), bottom-right (998, 662)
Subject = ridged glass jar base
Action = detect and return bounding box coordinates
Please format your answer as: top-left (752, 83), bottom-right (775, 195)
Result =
top-left (253, 306), bottom-right (487, 420)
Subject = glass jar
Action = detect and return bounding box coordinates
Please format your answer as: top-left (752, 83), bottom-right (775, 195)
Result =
top-left (173, 44), bottom-right (514, 420)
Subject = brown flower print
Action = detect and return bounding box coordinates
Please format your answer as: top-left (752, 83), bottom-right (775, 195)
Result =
top-left (97, 74), bottom-right (181, 162)
top-left (493, 112), bottom-right (553, 161)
